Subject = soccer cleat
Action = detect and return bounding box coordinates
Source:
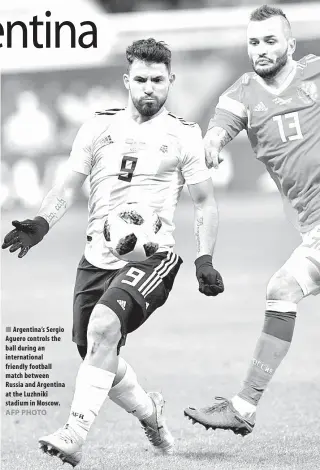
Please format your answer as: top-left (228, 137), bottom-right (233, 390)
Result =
top-left (39, 424), bottom-right (84, 467)
top-left (184, 397), bottom-right (255, 437)
top-left (140, 391), bottom-right (174, 454)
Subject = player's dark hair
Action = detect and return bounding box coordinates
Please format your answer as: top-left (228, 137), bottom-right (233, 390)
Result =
top-left (126, 38), bottom-right (172, 71)
top-left (250, 5), bottom-right (291, 37)
top-left (250, 4), bottom-right (289, 24)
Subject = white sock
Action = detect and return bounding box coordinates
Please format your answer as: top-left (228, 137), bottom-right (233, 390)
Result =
top-left (231, 395), bottom-right (256, 418)
top-left (67, 363), bottom-right (115, 440)
top-left (108, 358), bottom-right (153, 420)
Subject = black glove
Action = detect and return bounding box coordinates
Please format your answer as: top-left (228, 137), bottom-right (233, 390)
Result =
top-left (195, 254), bottom-right (224, 296)
top-left (2, 217), bottom-right (49, 258)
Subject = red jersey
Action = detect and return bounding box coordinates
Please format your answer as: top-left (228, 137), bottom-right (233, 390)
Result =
top-left (211, 54), bottom-right (320, 232)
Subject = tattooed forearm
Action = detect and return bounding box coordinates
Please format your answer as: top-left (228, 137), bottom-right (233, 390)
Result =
top-left (203, 126), bottom-right (233, 169)
top-left (54, 197), bottom-right (67, 211)
top-left (41, 198), bottom-right (67, 226)
top-left (190, 179), bottom-right (218, 257)
top-left (194, 202), bottom-right (218, 257)
top-left (195, 216), bottom-right (204, 254)
top-left (36, 170), bottom-right (85, 229)
top-left (38, 191), bottom-right (71, 228)
top-left (205, 125), bottom-right (232, 151)
top-left (43, 211), bottom-right (58, 224)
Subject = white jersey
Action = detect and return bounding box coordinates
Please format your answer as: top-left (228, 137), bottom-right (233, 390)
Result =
top-left (68, 108), bottom-right (210, 269)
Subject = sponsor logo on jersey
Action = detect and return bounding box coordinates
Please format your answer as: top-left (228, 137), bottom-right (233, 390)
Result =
top-left (117, 299), bottom-right (126, 310)
top-left (272, 97), bottom-right (293, 106)
top-left (253, 101), bottom-right (268, 112)
top-left (297, 81), bottom-right (318, 105)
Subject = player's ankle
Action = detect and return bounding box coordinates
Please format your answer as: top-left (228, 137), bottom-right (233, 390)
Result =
top-left (231, 395), bottom-right (256, 419)
top-left (132, 397), bottom-right (154, 421)
top-left (66, 420), bottom-right (89, 441)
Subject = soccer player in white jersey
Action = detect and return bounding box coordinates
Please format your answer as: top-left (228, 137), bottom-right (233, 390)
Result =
top-left (2, 39), bottom-right (224, 466)
top-left (184, 5), bottom-right (320, 435)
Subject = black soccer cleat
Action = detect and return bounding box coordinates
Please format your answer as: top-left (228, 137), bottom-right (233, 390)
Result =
top-left (184, 396), bottom-right (255, 436)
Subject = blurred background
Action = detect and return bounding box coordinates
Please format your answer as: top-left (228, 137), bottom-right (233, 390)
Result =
top-left (2, 4), bottom-right (320, 469)
top-left (1, 0), bottom-right (320, 210)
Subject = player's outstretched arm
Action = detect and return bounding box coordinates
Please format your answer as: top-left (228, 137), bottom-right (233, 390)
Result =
top-left (37, 169), bottom-right (87, 228)
top-left (2, 169), bottom-right (86, 258)
top-left (204, 126), bottom-right (233, 170)
top-left (188, 178), bottom-right (224, 296)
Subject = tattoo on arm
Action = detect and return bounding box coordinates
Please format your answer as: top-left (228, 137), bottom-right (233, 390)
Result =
top-left (54, 198), bottom-right (67, 211)
top-left (44, 212), bottom-right (58, 223)
top-left (40, 198), bottom-right (67, 226)
top-left (206, 125), bottom-right (232, 151)
top-left (195, 216), bottom-right (204, 254)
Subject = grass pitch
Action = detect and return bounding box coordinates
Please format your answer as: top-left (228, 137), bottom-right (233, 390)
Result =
top-left (1, 193), bottom-right (319, 470)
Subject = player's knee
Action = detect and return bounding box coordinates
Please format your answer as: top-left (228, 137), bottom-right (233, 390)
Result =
top-left (266, 269), bottom-right (303, 302)
top-left (87, 304), bottom-right (121, 347)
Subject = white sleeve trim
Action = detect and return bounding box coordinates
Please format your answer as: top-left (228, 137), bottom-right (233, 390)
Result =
top-left (217, 95), bottom-right (247, 119)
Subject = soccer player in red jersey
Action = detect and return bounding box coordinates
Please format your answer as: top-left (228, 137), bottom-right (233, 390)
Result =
top-left (2, 39), bottom-right (224, 465)
top-left (185, 5), bottom-right (320, 435)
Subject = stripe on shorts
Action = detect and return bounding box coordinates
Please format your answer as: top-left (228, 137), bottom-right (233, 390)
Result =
top-left (143, 254), bottom-right (180, 297)
top-left (138, 252), bottom-right (178, 297)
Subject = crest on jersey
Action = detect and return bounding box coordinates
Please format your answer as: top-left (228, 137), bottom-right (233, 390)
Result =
top-left (297, 81), bottom-right (318, 104)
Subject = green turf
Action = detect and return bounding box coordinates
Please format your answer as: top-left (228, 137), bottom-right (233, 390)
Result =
top-left (1, 193), bottom-right (320, 470)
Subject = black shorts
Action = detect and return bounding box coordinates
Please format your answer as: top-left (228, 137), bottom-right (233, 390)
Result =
top-left (72, 252), bottom-right (183, 349)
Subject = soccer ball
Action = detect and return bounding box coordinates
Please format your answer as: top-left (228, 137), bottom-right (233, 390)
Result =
top-left (103, 203), bottom-right (162, 262)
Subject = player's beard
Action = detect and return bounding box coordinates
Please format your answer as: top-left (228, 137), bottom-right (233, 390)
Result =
top-left (252, 48), bottom-right (288, 79)
top-left (131, 94), bottom-right (167, 117)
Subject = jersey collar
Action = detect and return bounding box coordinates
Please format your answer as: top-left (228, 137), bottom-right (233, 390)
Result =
top-left (254, 61), bottom-right (298, 96)
top-left (124, 107), bottom-right (169, 125)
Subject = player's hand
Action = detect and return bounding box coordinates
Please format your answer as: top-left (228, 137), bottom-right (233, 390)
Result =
top-left (204, 136), bottom-right (224, 170)
top-left (195, 255), bottom-right (224, 296)
top-left (2, 217), bottom-right (49, 258)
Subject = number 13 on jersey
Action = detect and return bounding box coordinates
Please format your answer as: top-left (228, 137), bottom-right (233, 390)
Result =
top-left (273, 112), bottom-right (303, 143)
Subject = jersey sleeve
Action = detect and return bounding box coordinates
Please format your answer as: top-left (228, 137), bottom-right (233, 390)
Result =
top-left (180, 124), bottom-right (211, 185)
top-left (67, 119), bottom-right (96, 175)
top-left (299, 54), bottom-right (320, 72)
top-left (209, 75), bottom-right (248, 138)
